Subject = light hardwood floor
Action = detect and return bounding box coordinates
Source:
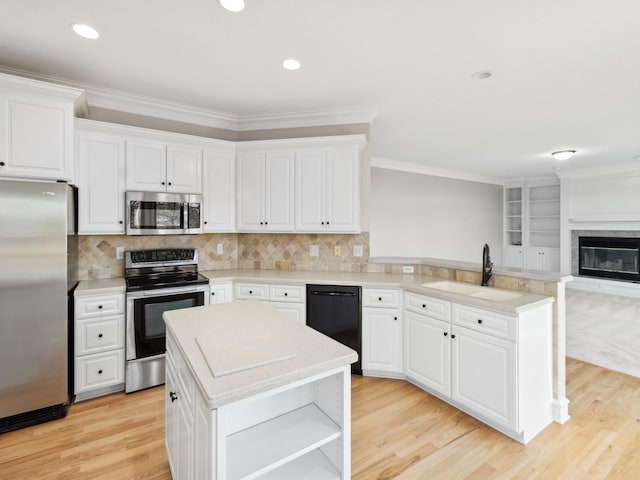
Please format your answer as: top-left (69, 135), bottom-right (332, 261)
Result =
top-left (1, 358), bottom-right (639, 479)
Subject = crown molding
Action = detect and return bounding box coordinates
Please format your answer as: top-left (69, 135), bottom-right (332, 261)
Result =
top-left (0, 66), bottom-right (377, 132)
top-left (236, 107), bottom-right (378, 131)
top-left (555, 162), bottom-right (640, 180)
top-left (236, 134), bottom-right (367, 151)
top-left (371, 156), bottom-right (503, 185)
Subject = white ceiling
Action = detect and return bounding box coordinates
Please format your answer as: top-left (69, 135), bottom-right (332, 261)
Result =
top-left (1, 0), bottom-right (639, 181)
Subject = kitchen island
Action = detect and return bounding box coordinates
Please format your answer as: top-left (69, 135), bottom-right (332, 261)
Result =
top-left (163, 301), bottom-right (358, 480)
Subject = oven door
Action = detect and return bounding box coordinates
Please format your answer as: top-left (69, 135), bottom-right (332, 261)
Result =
top-left (126, 286), bottom-right (207, 361)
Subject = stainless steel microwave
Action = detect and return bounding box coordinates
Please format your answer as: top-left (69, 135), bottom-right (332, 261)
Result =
top-left (125, 191), bottom-right (203, 235)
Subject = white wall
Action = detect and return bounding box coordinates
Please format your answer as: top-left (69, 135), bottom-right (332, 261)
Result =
top-left (369, 167), bottom-right (503, 264)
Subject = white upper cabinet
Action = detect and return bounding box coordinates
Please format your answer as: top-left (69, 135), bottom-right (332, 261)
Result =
top-left (202, 148), bottom-right (236, 232)
top-left (295, 143), bottom-right (361, 233)
top-left (236, 150), bottom-right (295, 232)
top-left (76, 125), bottom-right (126, 234)
top-left (126, 139), bottom-right (202, 194)
top-left (0, 73), bottom-right (84, 183)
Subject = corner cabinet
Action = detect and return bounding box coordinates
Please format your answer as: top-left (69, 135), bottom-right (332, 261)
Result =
top-left (403, 291), bottom-right (553, 444)
top-left (295, 143), bottom-right (361, 233)
top-left (236, 150), bottom-right (295, 232)
top-left (0, 72), bottom-right (84, 183)
top-left (166, 329), bottom-right (351, 479)
top-left (503, 178), bottom-right (560, 272)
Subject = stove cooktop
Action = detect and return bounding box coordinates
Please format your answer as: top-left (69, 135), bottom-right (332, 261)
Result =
top-left (125, 272), bottom-right (209, 292)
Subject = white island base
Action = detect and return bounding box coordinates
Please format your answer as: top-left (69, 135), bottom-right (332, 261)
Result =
top-left (164, 301), bottom-right (357, 480)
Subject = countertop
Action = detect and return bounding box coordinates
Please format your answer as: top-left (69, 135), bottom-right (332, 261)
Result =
top-left (202, 269), bottom-right (554, 314)
top-left (164, 301), bottom-right (357, 408)
top-left (74, 268), bottom-right (556, 314)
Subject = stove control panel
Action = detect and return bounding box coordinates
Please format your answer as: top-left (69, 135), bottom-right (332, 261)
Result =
top-left (127, 248), bottom-right (198, 266)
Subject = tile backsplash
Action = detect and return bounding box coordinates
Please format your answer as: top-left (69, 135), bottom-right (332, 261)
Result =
top-left (77, 232), bottom-right (370, 280)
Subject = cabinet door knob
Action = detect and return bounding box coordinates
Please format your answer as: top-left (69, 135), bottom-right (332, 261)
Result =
top-left (284, 292), bottom-right (288, 296)
top-left (169, 391), bottom-right (178, 403)
top-left (451, 334), bottom-right (456, 339)
top-left (321, 222), bottom-right (325, 225)
top-left (249, 290), bottom-right (253, 294)
top-left (378, 297), bottom-right (382, 301)
top-left (477, 319), bottom-right (483, 324)
top-left (98, 333), bottom-right (103, 338)
top-left (119, 220), bottom-right (123, 224)
top-left (204, 221), bottom-right (208, 225)
top-left (326, 221), bottom-right (330, 225)
top-left (265, 221), bottom-right (268, 225)
top-left (98, 305), bottom-right (103, 309)
top-left (98, 369), bottom-right (103, 375)
top-left (260, 222), bottom-right (264, 225)
top-left (394, 316), bottom-right (398, 321)
top-left (422, 304), bottom-right (427, 309)
top-left (443, 332), bottom-right (448, 336)
top-left (211, 292), bottom-right (215, 296)
top-left (0, 161), bottom-right (5, 166)
top-left (161, 181), bottom-right (165, 185)
top-left (168, 182), bottom-right (172, 186)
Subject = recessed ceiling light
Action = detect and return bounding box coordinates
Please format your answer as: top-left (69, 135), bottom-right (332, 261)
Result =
top-left (283, 59), bottom-right (301, 71)
top-left (71, 23), bottom-right (99, 39)
top-left (472, 71), bottom-right (492, 80)
top-left (219, 0), bottom-right (245, 12)
top-left (551, 150), bottom-right (576, 161)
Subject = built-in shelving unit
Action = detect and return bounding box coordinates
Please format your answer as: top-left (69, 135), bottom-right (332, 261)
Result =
top-left (528, 183), bottom-right (560, 248)
top-left (504, 186), bottom-right (523, 247)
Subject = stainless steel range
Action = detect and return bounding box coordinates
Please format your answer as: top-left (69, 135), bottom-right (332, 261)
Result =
top-left (125, 248), bottom-right (209, 393)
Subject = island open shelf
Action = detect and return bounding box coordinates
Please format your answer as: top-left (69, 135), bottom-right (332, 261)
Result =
top-left (163, 301), bottom-right (357, 480)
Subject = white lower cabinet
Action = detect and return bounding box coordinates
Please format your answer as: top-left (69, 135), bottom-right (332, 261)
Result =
top-left (74, 290), bottom-right (126, 401)
top-left (362, 288), bottom-right (403, 376)
top-left (166, 329), bottom-right (349, 479)
top-left (403, 291), bottom-right (552, 444)
top-left (235, 282), bottom-right (306, 324)
top-left (209, 281), bottom-right (234, 305)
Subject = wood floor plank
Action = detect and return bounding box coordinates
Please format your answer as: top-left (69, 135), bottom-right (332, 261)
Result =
top-left (1, 358), bottom-right (639, 479)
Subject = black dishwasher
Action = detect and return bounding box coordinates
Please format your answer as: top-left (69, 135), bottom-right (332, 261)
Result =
top-left (306, 284), bottom-right (361, 374)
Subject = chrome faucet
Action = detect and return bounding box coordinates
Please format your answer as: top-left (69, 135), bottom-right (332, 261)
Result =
top-left (481, 244), bottom-right (493, 286)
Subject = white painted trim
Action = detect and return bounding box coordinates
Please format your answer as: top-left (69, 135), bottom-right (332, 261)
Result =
top-left (75, 118), bottom-right (236, 151)
top-left (555, 162), bottom-right (640, 179)
top-left (237, 107), bottom-right (378, 131)
top-left (0, 67), bottom-right (376, 132)
top-left (552, 398), bottom-right (570, 424)
top-left (236, 134), bottom-right (367, 151)
top-left (371, 156), bottom-right (503, 185)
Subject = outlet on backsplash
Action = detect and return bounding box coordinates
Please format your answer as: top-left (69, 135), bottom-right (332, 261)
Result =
top-left (334, 245), bottom-right (341, 256)
top-left (310, 245), bottom-right (319, 257)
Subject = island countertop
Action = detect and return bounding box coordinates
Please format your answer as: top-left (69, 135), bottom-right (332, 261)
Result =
top-left (163, 301), bottom-right (358, 408)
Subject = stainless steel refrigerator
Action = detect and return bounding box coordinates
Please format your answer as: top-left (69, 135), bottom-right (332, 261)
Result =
top-left (0, 178), bottom-right (77, 433)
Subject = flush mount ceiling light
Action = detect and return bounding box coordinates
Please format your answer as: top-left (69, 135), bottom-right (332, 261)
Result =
top-left (71, 23), bottom-right (99, 39)
top-left (219, 0), bottom-right (245, 12)
top-left (551, 150), bottom-right (576, 161)
top-left (471, 70), bottom-right (492, 80)
top-left (282, 58), bottom-right (301, 71)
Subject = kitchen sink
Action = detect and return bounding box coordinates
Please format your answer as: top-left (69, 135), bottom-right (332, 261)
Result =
top-left (422, 280), bottom-right (523, 302)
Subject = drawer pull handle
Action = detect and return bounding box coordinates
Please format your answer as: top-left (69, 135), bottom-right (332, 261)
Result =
top-left (98, 333), bottom-right (103, 338)
top-left (284, 292), bottom-right (288, 296)
top-left (169, 391), bottom-right (178, 403)
top-left (477, 319), bottom-right (483, 324)
top-left (443, 332), bottom-right (448, 336)
top-left (98, 305), bottom-right (103, 309)
top-left (249, 290), bottom-right (253, 294)
top-left (451, 334), bottom-right (456, 339)
top-left (98, 369), bottom-right (103, 375)
top-left (422, 304), bottom-right (427, 309)
top-left (378, 297), bottom-right (382, 301)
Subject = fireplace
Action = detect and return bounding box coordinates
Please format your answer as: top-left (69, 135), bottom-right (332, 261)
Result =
top-left (579, 236), bottom-right (640, 282)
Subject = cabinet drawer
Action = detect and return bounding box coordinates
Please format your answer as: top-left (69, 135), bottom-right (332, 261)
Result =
top-left (75, 349), bottom-right (125, 394)
top-left (235, 283), bottom-right (269, 301)
top-left (362, 288), bottom-right (401, 308)
top-left (404, 292), bottom-right (450, 322)
top-left (453, 304), bottom-right (516, 341)
top-left (75, 315), bottom-right (124, 355)
top-left (269, 284), bottom-right (305, 303)
top-left (75, 294), bottom-right (124, 319)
